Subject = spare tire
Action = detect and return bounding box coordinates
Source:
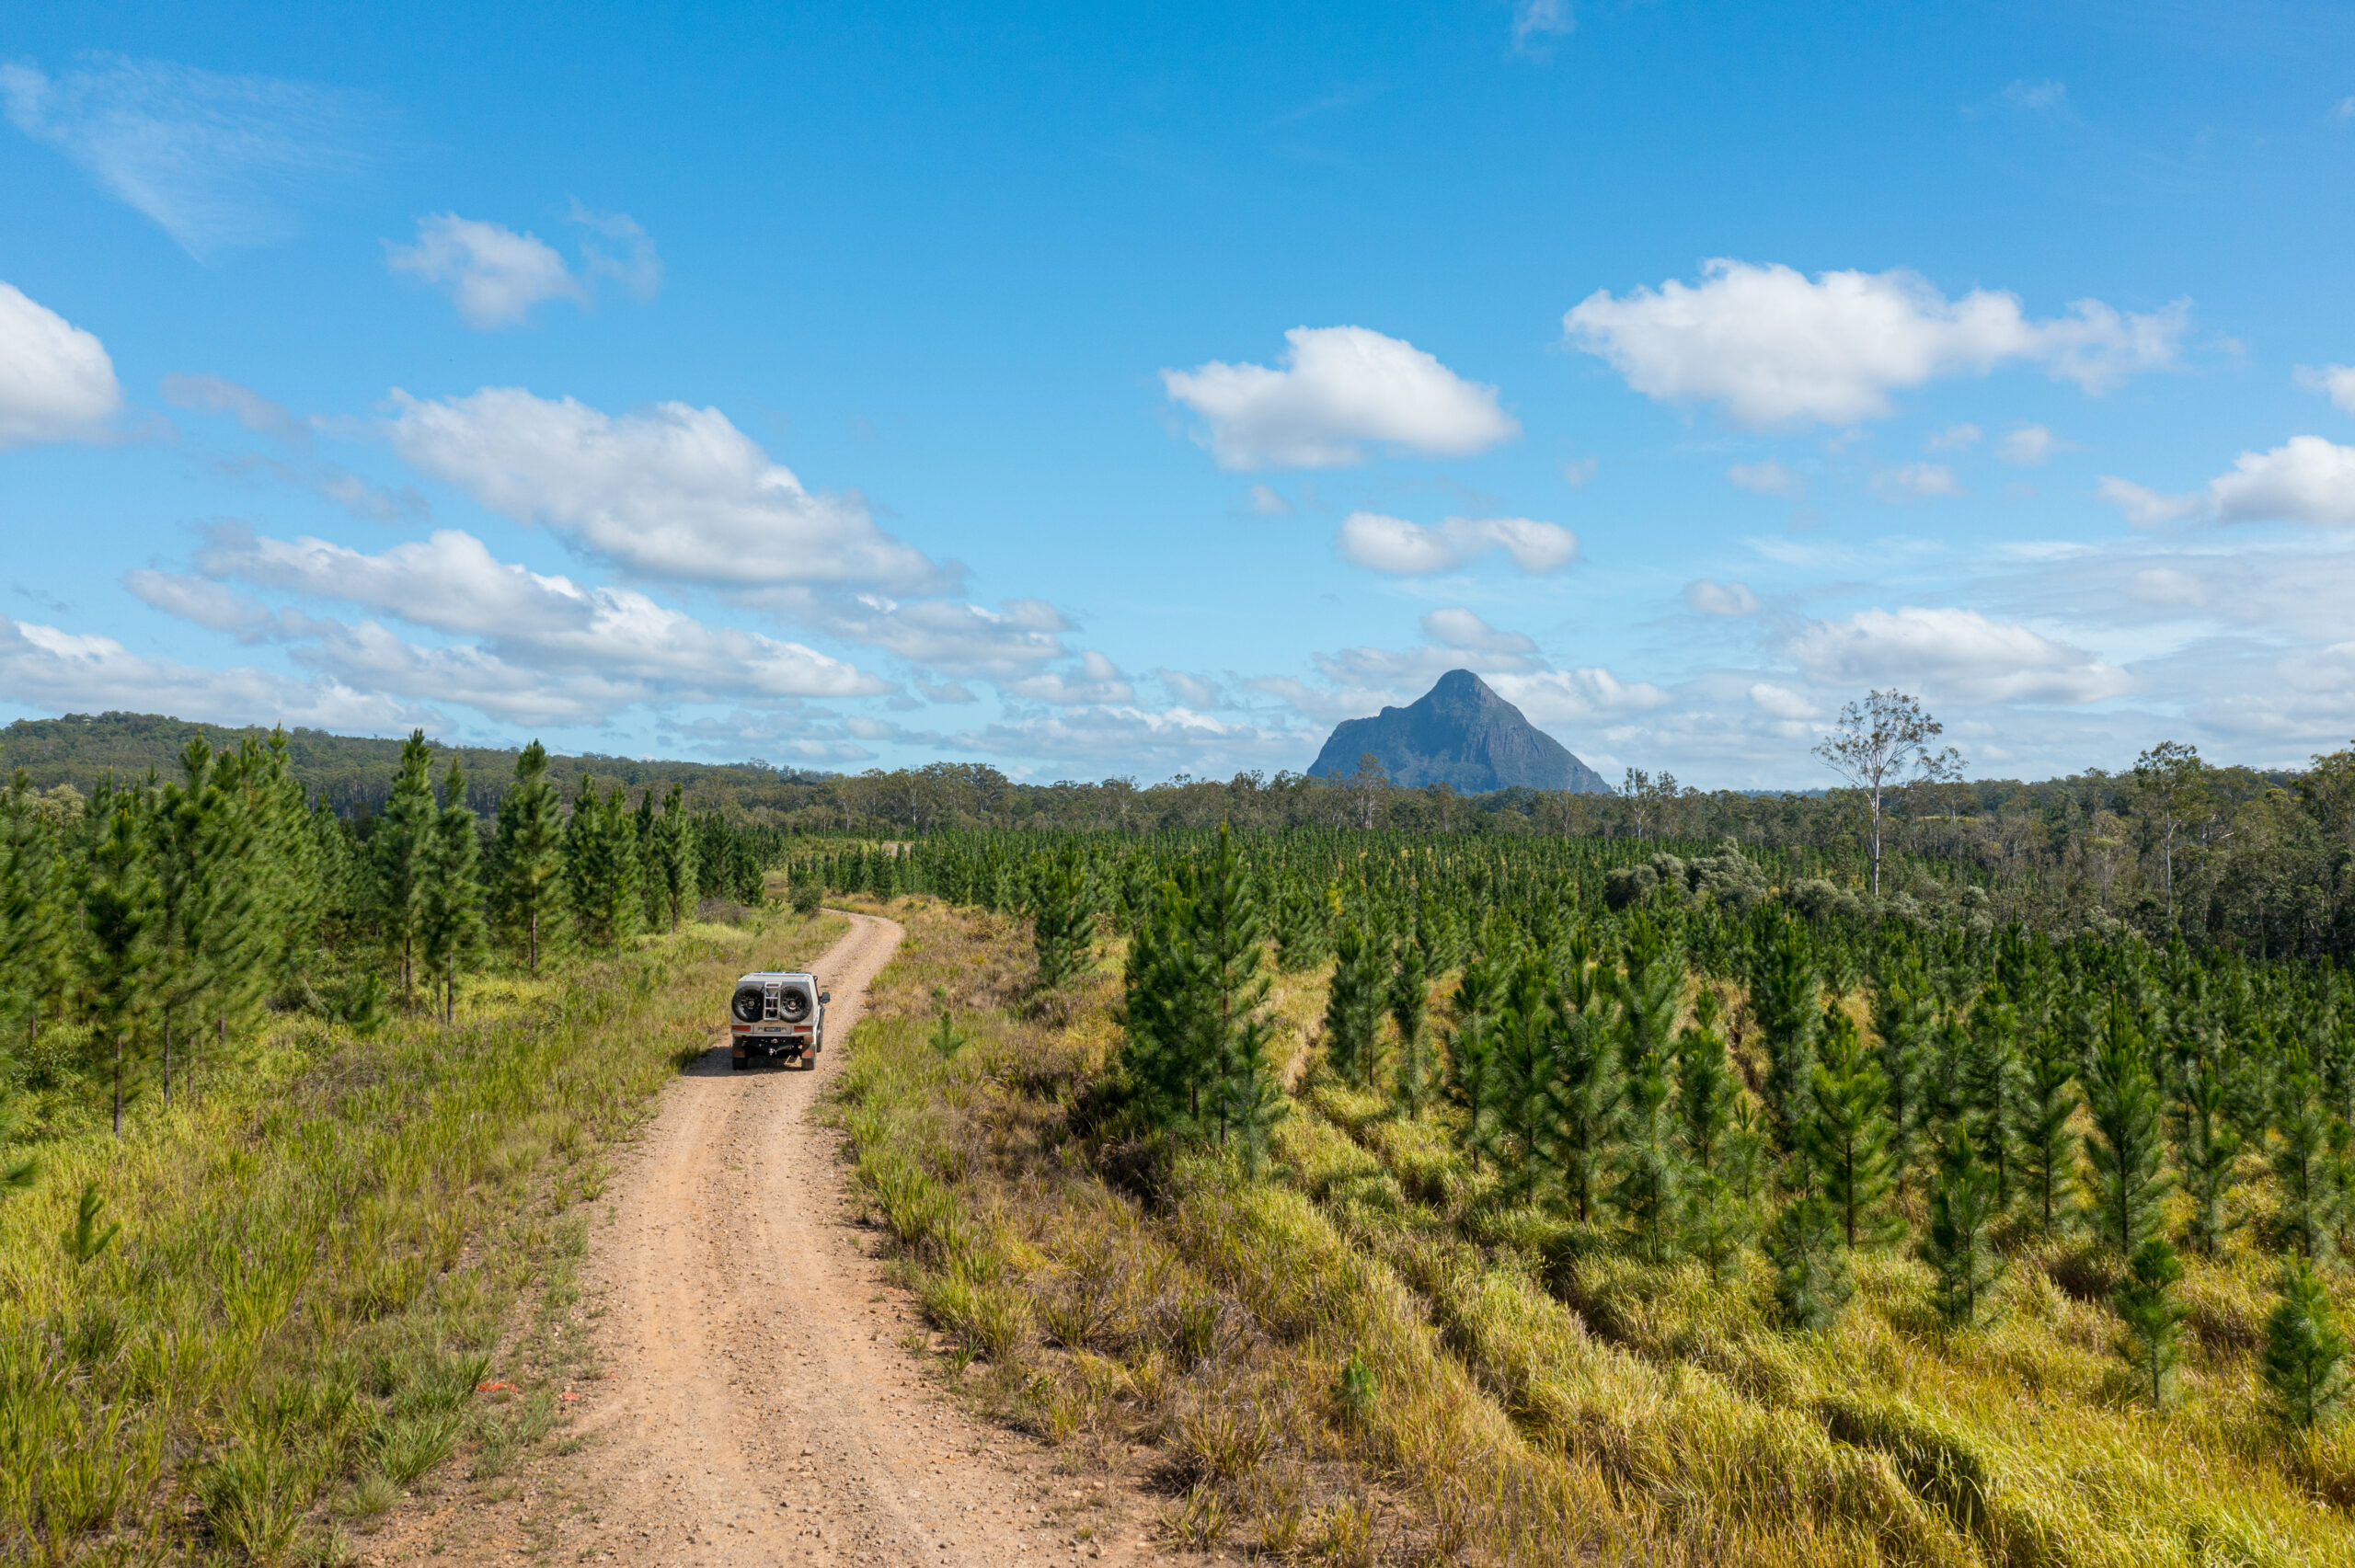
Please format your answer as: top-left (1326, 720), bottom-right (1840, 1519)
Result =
top-left (731, 987), bottom-right (764, 1024)
top-left (777, 988), bottom-right (811, 1022)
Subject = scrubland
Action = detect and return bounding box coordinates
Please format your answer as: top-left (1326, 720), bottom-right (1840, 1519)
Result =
top-left (832, 894), bottom-right (2355, 1568)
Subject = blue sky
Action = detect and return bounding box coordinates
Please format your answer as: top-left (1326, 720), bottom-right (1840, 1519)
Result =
top-left (5, 1), bottom-right (2355, 788)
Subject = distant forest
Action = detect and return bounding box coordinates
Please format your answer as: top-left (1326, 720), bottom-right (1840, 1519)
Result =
top-left (5, 709), bottom-right (2352, 959)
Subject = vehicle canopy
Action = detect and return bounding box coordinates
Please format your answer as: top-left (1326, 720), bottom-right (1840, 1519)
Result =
top-left (731, 971), bottom-right (822, 1024)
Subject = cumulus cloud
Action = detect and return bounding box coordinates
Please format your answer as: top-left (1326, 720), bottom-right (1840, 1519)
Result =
top-left (1, 55), bottom-right (373, 256)
top-left (1872, 462), bottom-right (1962, 500)
top-left (1563, 259), bottom-right (2186, 427)
top-left (1419, 607), bottom-right (1537, 658)
top-left (2205, 435), bottom-right (2355, 525)
top-left (569, 200), bottom-right (662, 300)
top-left (0, 281), bottom-right (120, 447)
top-left (2097, 475), bottom-right (2201, 528)
top-left (1005, 650), bottom-right (1134, 706)
top-left (383, 386), bottom-right (951, 591)
top-left (0, 611), bottom-right (422, 731)
top-left (1334, 511), bottom-right (1579, 575)
top-left (129, 524), bottom-right (890, 724)
top-left (1997, 424), bottom-right (2062, 464)
top-left (1684, 579), bottom-right (1761, 616)
top-left (160, 372), bottom-right (305, 443)
top-left (781, 592), bottom-right (1068, 679)
top-left (1161, 325), bottom-right (1520, 469)
top-left (1246, 484), bottom-right (1294, 516)
top-left (1157, 670), bottom-right (1225, 709)
top-left (1727, 458), bottom-right (1803, 498)
top-left (387, 214), bottom-right (589, 329)
top-left (1785, 605), bottom-right (2132, 704)
top-left (1489, 667), bottom-right (1671, 724)
top-left (1747, 681), bottom-right (1820, 721)
top-left (2296, 364), bottom-right (2355, 414)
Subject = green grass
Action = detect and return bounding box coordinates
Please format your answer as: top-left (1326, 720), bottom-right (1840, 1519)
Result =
top-left (0, 909), bottom-right (843, 1566)
top-left (828, 895), bottom-right (2355, 1567)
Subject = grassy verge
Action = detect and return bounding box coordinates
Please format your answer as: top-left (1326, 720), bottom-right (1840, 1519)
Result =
top-left (828, 896), bottom-right (2355, 1568)
top-left (0, 908), bottom-right (844, 1567)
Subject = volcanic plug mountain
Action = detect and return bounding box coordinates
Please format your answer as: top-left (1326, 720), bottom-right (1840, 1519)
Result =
top-left (1306, 670), bottom-right (1612, 795)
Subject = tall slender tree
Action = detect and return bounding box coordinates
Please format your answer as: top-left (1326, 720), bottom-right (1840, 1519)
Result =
top-left (489, 740), bottom-right (566, 975)
top-left (373, 730), bottom-right (438, 1002)
top-left (1803, 1004), bottom-right (1901, 1249)
top-left (650, 784), bottom-right (699, 933)
top-left (419, 758), bottom-right (487, 1023)
top-left (1919, 1124), bottom-right (2005, 1329)
top-left (1388, 937), bottom-right (1432, 1117)
top-left (2084, 1008), bottom-right (2172, 1256)
top-left (82, 792), bottom-right (160, 1138)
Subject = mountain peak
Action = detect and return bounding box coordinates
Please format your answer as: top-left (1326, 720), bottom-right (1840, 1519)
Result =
top-left (1305, 670), bottom-right (1612, 795)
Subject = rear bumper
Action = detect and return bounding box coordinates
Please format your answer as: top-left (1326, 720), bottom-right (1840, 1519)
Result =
top-left (730, 1025), bottom-right (819, 1056)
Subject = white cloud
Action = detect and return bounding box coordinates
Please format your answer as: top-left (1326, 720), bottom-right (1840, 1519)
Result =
top-left (1161, 325), bottom-right (1520, 469)
top-left (1997, 423), bottom-right (2061, 464)
top-left (0, 612), bottom-right (422, 732)
top-left (1246, 483), bottom-right (1294, 516)
top-left (1334, 511), bottom-right (1579, 575)
top-left (160, 372), bottom-right (305, 443)
top-left (1489, 667), bottom-right (1671, 724)
top-left (1927, 423), bottom-right (1982, 451)
top-left (1512, 0), bottom-right (1574, 54)
top-left (2206, 435), bottom-right (2355, 525)
top-left (1, 56), bottom-right (372, 256)
top-left (1873, 462), bottom-right (1962, 499)
top-left (783, 592), bottom-right (1068, 678)
top-left (1786, 605), bottom-right (2133, 704)
top-left (387, 214), bottom-right (589, 329)
top-left (2127, 567), bottom-right (2208, 608)
top-left (1727, 458), bottom-right (1803, 498)
top-left (1419, 607), bottom-right (1537, 657)
top-left (2097, 475), bottom-right (2200, 528)
top-left (1157, 670), bottom-right (1225, 709)
top-left (569, 200), bottom-right (662, 300)
top-left (1747, 681), bottom-right (1820, 720)
top-left (1561, 456), bottom-right (1597, 486)
top-left (953, 704), bottom-right (1311, 777)
top-left (132, 525), bottom-right (891, 722)
top-left (0, 281), bottom-right (120, 447)
top-left (2296, 364), bottom-right (2355, 413)
top-left (383, 386), bottom-right (950, 591)
top-left (1006, 650), bottom-right (1134, 706)
top-left (1684, 578), bottom-right (1761, 616)
top-left (1563, 258), bottom-right (2186, 427)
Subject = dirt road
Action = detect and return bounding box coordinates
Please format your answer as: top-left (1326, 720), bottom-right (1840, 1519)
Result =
top-left (383, 911), bottom-right (1159, 1568)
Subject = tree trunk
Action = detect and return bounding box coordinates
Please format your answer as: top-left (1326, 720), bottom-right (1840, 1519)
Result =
top-left (528, 907), bottom-right (539, 977)
top-left (163, 1020), bottom-right (171, 1109)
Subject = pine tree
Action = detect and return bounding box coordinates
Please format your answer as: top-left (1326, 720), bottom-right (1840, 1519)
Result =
top-left (1027, 849), bottom-right (1096, 995)
top-left (1873, 956), bottom-right (1936, 1196)
top-left (1388, 937), bottom-right (1432, 1117)
top-left (2262, 1255), bottom-right (2350, 1431)
top-left (1116, 876), bottom-right (1210, 1132)
top-left (1919, 1123), bottom-right (2005, 1329)
top-left (2014, 1021), bottom-right (2080, 1239)
top-left (1959, 983), bottom-right (2024, 1214)
top-left (1488, 956), bottom-right (1565, 1207)
top-left (1321, 920), bottom-right (1384, 1089)
top-left (373, 730), bottom-right (438, 1002)
top-left (2084, 1010), bottom-right (2171, 1256)
top-left (650, 784), bottom-right (699, 934)
top-left (0, 772), bottom-right (69, 1068)
top-left (1765, 1193), bottom-right (1853, 1332)
top-left (567, 780), bottom-right (643, 951)
top-left (1444, 952), bottom-right (1506, 1173)
top-left (1191, 826), bottom-right (1285, 1172)
top-left (2113, 1238), bottom-right (2189, 1408)
top-left (419, 758), bottom-right (487, 1024)
top-left (2273, 1061), bottom-right (2341, 1263)
top-left (1750, 919), bottom-right (1821, 1154)
top-left (1674, 991), bottom-right (1739, 1176)
top-left (1269, 878), bottom-right (1327, 973)
top-left (1552, 996), bottom-right (1620, 1224)
top-left (489, 740), bottom-right (567, 974)
top-left (1615, 1045), bottom-right (1683, 1261)
top-left (82, 793), bottom-right (160, 1138)
top-left (2173, 1057), bottom-right (2244, 1257)
top-left (1802, 1004), bottom-right (1901, 1249)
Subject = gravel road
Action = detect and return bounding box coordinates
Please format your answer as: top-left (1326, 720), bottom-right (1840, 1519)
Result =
top-left (373, 911), bottom-right (1160, 1568)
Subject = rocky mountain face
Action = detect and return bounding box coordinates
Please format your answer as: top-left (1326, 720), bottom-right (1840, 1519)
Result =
top-left (1305, 670), bottom-right (1613, 795)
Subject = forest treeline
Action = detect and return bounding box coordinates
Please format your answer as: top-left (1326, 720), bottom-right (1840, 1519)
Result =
top-left (12, 711), bottom-right (2351, 963)
top-left (835, 825), bottom-right (2355, 1432)
top-left (0, 727), bottom-right (788, 1142)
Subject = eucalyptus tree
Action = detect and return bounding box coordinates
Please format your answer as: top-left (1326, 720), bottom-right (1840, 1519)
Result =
top-left (1811, 688), bottom-right (1964, 896)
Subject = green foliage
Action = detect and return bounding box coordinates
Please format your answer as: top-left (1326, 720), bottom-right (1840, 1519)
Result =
top-left (2271, 1063), bottom-right (2342, 1263)
top-left (2113, 1238), bottom-right (2189, 1408)
top-left (1749, 919), bottom-right (1821, 1153)
top-left (1387, 938), bottom-right (1432, 1117)
top-left (563, 777), bottom-right (642, 952)
top-left (419, 759), bottom-right (488, 1024)
top-left (929, 1011), bottom-right (967, 1059)
top-left (650, 784), bottom-right (699, 934)
top-left (1765, 1193), bottom-right (1853, 1332)
top-left (1026, 849), bottom-right (1095, 995)
top-left (1918, 1123), bottom-right (2005, 1329)
top-left (1802, 1004), bottom-right (1901, 1249)
top-left (373, 731), bottom-right (439, 1001)
top-left (2172, 1057), bottom-right (2244, 1257)
top-left (2262, 1255), bottom-right (2350, 1431)
top-left (488, 740), bottom-right (567, 974)
top-left (1321, 920), bottom-right (1384, 1088)
top-left (62, 1180), bottom-right (120, 1264)
top-left (2083, 1011), bottom-right (2171, 1256)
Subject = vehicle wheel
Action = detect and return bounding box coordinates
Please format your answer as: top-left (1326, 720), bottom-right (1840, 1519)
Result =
top-left (730, 1055), bottom-right (745, 1071)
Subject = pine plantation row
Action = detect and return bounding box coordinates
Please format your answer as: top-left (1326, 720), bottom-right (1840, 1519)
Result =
top-left (0, 728), bottom-right (790, 1146)
top-left (810, 826), bottom-right (2355, 1429)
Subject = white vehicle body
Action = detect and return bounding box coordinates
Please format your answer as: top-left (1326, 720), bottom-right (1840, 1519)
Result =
top-left (729, 970), bottom-right (829, 1069)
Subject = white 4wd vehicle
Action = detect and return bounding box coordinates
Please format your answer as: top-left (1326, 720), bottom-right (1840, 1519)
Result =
top-left (729, 970), bottom-right (829, 1070)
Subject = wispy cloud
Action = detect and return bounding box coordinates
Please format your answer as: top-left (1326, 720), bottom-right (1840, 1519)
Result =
top-left (1, 55), bottom-right (377, 257)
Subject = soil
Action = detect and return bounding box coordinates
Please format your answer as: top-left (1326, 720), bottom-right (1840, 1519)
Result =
top-left (359, 912), bottom-right (1166, 1568)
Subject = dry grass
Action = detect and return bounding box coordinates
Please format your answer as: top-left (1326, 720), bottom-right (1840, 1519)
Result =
top-left (828, 896), bottom-right (2355, 1566)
